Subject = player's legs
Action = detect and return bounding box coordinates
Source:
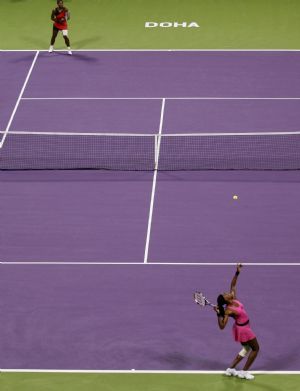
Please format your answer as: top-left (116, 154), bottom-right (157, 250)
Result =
top-left (242, 338), bottom-right (259, 370)
top-left (236, 338), bottom-right (259, 380)
top-left (50, 26), bottom-right (59, 46)
top-left (62, 30), bottom-right (72, 55)
top-left (225, 343), bottom-right (250, 376)
top-left (229, 353), bottom-right (245, 368)
top-left (63, 35), bottom-right (70, 47)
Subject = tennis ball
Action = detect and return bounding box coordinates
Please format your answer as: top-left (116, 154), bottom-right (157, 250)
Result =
top-left (233, 195), bottom-right (238, 200)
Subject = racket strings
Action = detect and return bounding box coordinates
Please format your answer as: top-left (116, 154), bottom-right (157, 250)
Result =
top-left (194, 292), bottom-right (207, 306)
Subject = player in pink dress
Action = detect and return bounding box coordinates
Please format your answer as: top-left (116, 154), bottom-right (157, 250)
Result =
top-left (214, 264), bottom-right (259, 380)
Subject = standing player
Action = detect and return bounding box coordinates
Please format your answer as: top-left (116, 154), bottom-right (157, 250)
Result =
top-left (214, 264), bottom-right (260, 380)
top-left (49, 0), bottom-right (72, 55)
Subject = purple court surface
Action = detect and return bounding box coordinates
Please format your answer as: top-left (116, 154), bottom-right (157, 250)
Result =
top-left (1, 265), bottom-right (299, 370)
top-left (1, 50), bottom-right (300, 370)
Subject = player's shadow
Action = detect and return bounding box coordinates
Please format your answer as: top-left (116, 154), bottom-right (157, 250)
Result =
top-left (259, 347), bottom-right (300, 370)
top-left (153, 351), bottom-right (225, 370)
top-left (50, 51), bottom-right (99, 64)
top-left (8, 53), bottom-right (37, 63)
top-left (65, 52), bottom-right (101, 63)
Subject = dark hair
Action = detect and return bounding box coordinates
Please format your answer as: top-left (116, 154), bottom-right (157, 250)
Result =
top-left (217, 294), bottom-right (227, 318)
top-left (57, 0), bottom-right (63, 4)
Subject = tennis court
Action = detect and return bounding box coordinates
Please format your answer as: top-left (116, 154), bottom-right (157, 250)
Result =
top-left (1, 1), bottom-right (300, 390)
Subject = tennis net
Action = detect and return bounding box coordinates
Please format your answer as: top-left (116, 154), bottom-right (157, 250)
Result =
top-left (1, 130), bottom-right (300, 170)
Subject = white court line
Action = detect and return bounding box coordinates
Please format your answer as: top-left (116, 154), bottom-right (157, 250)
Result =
top-left (1, 369), bottom-right (300, 374)
top-left (161, 131), bottom-right (300, 136)
top-left (2, 131), bottom-right (155, 137)
top-left (21, 97), bottom-right (300, 100)
top-left (4, 131), bottom-right (300, 136)
top-left (144, 99), bottom-right (166, 263)
top-left (0, 51), bottom-right (39, 148)
top-left (2, 262), bottom-right (300, 266)
top-left (2, 49), bottom-right (300, 52)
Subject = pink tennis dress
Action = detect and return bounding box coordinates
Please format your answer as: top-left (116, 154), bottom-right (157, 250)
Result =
top-left (227, 299), bottom-right (256, 343)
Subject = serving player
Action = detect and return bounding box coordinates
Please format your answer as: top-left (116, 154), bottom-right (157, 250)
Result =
top-left (49, 0), bottom-right (72, 55)
top-left (214, 264), bottom-right (260, 380)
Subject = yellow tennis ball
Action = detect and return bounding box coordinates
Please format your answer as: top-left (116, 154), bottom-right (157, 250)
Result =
top-left (233, 195), bottom-right (238, 200)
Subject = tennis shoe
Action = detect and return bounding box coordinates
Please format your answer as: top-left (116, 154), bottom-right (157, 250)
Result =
top-left (237, 370), bottom-right (254, 380)
top-left (224, 368), bottom-right (238, 377)
top-left (48, 46), bottom-right (54, 53)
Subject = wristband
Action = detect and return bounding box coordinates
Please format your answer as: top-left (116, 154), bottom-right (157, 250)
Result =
top-left (235, 271), bottom-right (240, 277)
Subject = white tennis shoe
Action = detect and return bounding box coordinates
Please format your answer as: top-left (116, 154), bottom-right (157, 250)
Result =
top-left (237, 370), bottom-right (254, 380)
top-left (48, 46), bottom-right (54, 53)
top-left (224, 368), bottom-right (238, 377)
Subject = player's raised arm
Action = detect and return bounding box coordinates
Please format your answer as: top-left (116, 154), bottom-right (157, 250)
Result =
top-left (230, 263), bottom-right (242, 298)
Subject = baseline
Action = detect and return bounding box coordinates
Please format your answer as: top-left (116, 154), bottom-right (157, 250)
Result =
top-left (2, 262), bottom-right (300, 266)
top-left (2, 369), bottom-right (300, 374)
top-left (2, 49), bottom-right (300, 52)
top-left (21, 97), bottom-right (300, 100)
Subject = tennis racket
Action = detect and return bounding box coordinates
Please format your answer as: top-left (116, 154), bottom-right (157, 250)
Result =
top-left (193, 291), bottom-right (215, 308)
